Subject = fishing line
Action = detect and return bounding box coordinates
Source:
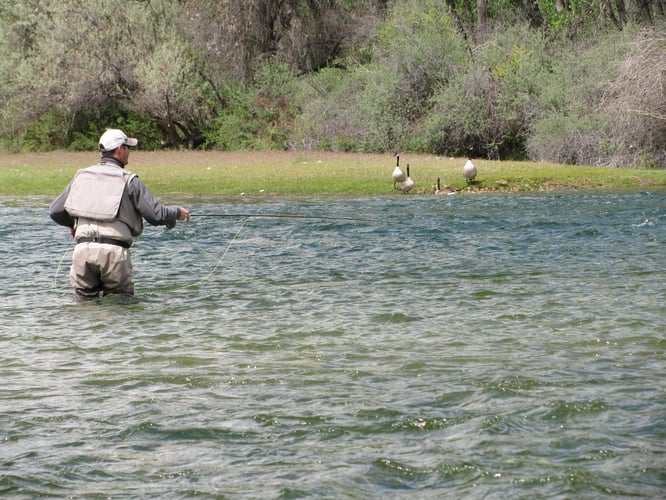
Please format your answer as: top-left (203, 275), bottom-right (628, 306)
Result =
top-left (141, 216), bottom-right (251, 293)
top-left (53, 212), bottom-right (377, 296)
top-left (182, 213), bottom-right (380, 293)
top-left (164, 213), bottom-right (369, 294)
top-left (190, 213), bottom-right (377, 223)
top-left (179, 216), bottom-right (248, 290)
top-left (54, 246), bottom-right (71, 294)
top-left (52, 220), bottom-right (250, 295)
top-left (52, 217), bottom-right (270, 296)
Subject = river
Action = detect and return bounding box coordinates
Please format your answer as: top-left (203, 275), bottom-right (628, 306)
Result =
top-left (1, 191), bottom-right (664, 498)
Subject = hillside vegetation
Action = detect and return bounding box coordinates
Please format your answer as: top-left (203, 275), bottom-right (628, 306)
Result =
top-left (0, 0), bottom-right (664, 168)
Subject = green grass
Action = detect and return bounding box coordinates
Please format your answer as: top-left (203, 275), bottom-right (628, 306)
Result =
top-left (1, 151), bottom-right (665, 197)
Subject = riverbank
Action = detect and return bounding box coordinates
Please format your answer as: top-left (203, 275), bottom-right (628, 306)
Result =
top-left (1, 150), bottom-right (665, 197)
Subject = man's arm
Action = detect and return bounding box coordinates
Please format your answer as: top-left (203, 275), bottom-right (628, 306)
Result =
top-left (127, 176), bottom-right (184, 228)
top-left (48, 184), bottom-right (75, 228)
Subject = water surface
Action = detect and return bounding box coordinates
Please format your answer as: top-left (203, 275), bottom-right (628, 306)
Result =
top-left (1, 191), bottom-right (665, 497)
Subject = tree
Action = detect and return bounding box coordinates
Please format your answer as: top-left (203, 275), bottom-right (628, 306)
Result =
top-left (134, 33), bottom-right (210, 148)
top-left (0, 0), bottom-right (59, 146)
top-left (1, 0), bottom-right (146, 140)
top-left (181, 0), bottom-right (386, 84)
top-left (604, 29), bottom-right (666, 166)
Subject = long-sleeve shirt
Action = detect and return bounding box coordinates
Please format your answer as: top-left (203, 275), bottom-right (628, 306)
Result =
top-left (49, 157), bottom-right (181, 236)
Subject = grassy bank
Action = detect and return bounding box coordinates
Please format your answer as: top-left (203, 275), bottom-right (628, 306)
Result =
top-left (1, 151), bottom-right (665, 197)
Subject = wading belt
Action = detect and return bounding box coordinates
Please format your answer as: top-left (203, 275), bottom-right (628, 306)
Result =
top-left (76, 237), bottom-right (131, 248)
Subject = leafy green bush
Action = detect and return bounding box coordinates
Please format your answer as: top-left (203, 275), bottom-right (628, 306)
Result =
top-left (422, 23), bottom-right (552, 159)
top-left (20, 110), bottom-right (70, 152)
top-left (19, 108), bottom-right (163, 152)
top-left (294, 0), bottom-right (470, 153)
top-left (204, 82), bottom-right (289, 150)
top-left (1, 0), bottom-right (663, 167)
top-left (66, 110), bottom-right (161, 151)
top-left (362, 0), bottom-right (468, 153)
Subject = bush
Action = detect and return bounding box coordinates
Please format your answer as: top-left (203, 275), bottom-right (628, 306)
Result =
top-left (603, 27), bottom-right (666, 168)
top-left (292, 67), bottom-right (366, 151)
top-left (67, 110), bottom-right (162, 151)
top-left (18, 108), bottom-right (163, 152)
top-left (294, 0), bottom-right (470, 153)
top-left (526, 27), bottom-right (640, 166)
top-left (527, 113), bottom-right (608, 165)
top-left (423, 23), bottom-right (548, 159)
top-left (204, 82), bottom-right (289, 150)
top-left (20, 110), bottom-right (70, 152)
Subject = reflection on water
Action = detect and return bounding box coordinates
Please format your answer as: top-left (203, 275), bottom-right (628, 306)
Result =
top-left (1, 191), bottom-right (665, 497)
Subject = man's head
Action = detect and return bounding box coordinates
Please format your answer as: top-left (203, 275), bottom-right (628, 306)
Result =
top-left (99, 129), bottom-right (138, 166)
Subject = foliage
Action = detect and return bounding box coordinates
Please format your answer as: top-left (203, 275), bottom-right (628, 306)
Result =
top-left (134, 32), bottom-right (210, 148)
top-left (0, 0), bottom-right (664, 168)
top-left (373, 0), bottom-right (469, 145)
top-left (603, 29), bottom-right (666, 168)
top-left (96, 111), bottom-right (163, 152)
top-left (291, 67), bottom-right (361, 150)
top-left (21, 110), bottom-right (71, 152)
top-left (17, 107), bottom-right (163, 152)
top-left (526, 26), bottom-right (646, 166)
top-left (536, 0), bottom-right (664, 33)
top-left (422, 23), bottom-right (549, 158)
top-left (203, 82), bottom-right (289, 151)
top-left (294, 0), bottom-right (470, 153)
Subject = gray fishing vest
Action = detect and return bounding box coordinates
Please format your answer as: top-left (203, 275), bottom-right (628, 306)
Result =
top-left (64, 163), bottom-right (144, 239)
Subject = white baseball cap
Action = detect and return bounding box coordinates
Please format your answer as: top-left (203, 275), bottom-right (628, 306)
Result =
top-left (99, 129), bottom-right (138, 152)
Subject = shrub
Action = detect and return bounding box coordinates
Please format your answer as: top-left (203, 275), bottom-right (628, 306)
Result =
top-left (293, 0), bottom-right (470, 153)
top-left (526, 27), bottom-right (639, 166)
top-left (20, 110), bottom-right (70, 152)
top-left (67, 110), bottom-right (162, 151)
top-left (424, 23), bottom-right (548, 159)
top-left (204, 82), bottom-right (289, 150)
top-left (292, 67), bottom-right (367, 151)
top-left (603, 27), bottom-right (666, 168)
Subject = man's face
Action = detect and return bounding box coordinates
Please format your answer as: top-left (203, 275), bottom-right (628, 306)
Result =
top-left (118, 144), bottom-right (131, 165)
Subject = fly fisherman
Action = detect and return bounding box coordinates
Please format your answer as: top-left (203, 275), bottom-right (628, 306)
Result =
top-left (49, 128), bottom-right (191, 299)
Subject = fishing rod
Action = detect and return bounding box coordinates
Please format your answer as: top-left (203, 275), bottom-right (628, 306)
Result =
top-left (190, 213), bottom-right (377, 222)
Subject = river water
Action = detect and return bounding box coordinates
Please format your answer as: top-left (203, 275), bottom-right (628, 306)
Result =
top-left (1, 191), bottom-right (665, 498)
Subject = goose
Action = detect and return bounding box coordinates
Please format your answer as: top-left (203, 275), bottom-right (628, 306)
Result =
top-left (392, 153), bottom-right (405, 186)
top-left (435, 177), bottom-right (458, 195)
top-left (396, 164), bottom-right (414, 193)
top-left (462, 158), bottom-right (477, 184)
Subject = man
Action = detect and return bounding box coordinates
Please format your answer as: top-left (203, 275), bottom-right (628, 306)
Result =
top-left (49, 128), bottom-right (190, 298)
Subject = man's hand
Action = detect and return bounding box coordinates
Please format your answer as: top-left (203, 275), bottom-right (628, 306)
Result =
top-left (178, 207), bottom-right (191, 222)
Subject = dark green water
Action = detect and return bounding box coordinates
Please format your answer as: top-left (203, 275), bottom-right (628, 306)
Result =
top-left (1, 191), bottom-right (665, 498)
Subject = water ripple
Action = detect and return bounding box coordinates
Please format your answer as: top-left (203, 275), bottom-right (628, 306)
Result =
top-left (1, 191), bottom-right (665, 497)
